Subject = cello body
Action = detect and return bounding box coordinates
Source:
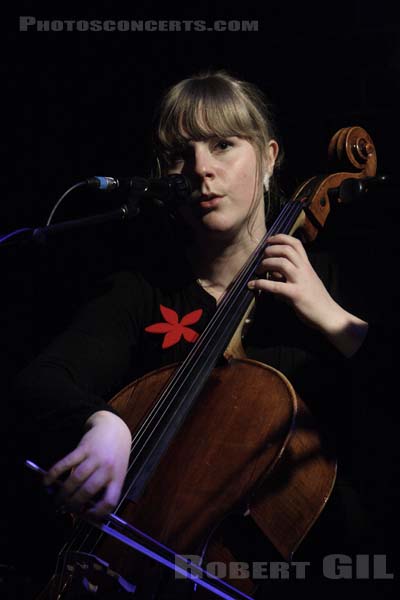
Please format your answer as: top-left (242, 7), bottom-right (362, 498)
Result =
top-left (39, 359), bottom-right (335, 598)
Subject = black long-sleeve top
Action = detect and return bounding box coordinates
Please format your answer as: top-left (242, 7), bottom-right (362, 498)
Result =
top-left (14, 238), bottom-right (399, 569)
top-left (15, 248), bottom-right (365, 471)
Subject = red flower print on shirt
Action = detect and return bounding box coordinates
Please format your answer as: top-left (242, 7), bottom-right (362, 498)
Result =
top-left (145, 305), bottom-right (203, 349)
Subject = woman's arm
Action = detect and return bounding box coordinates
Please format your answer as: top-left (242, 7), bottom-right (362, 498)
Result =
top-left (247, 233), bottom-right (368, 357)
top-left (15, 271), bottom-right (146, 516)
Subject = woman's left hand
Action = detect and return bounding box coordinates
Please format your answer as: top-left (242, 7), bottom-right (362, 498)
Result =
top-left (247, 234), bottom-right (368, 356)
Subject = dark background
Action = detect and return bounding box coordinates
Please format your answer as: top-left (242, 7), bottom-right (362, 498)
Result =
top-left (1, 1), bottom-right (399, 595)
top-left (2, 3), bottom-right (400, 372)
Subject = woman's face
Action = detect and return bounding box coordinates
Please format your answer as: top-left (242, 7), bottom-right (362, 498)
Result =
top-left (168, 135), bottom-right (277, 244)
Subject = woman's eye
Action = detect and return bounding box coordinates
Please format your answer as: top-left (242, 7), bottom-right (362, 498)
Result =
top-left (215, 140), bottom-right (232, 151)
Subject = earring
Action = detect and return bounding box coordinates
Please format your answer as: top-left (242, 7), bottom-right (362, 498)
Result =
top-left (264, 187), bottom-right (271, 224)
top-left (263, 173), bottom-right (271, 224)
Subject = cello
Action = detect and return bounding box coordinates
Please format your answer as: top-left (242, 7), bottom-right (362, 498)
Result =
top-left (32, 126), bottom-right (378, 598)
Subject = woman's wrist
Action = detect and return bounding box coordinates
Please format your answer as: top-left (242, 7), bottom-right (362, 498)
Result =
top-left (319, 304), bottom-right (369, 357)
top-left (85, 410), bottom-right (127, 430)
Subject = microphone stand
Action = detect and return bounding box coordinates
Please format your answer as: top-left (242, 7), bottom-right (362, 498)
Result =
top-left (0, 195), bottom-right (141, 249)
top-left (1, 173), bottom-right (192, 249)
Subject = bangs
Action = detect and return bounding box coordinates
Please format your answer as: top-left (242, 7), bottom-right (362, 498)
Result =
top-left (157, 76), bottom-right (263, 163)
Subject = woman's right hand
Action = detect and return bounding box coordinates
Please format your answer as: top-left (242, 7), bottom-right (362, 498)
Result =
top-left (43, 410), bottom-right (132, 518)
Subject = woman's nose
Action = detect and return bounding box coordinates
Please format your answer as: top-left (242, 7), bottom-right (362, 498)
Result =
top-left (192, 145), bottom-right (215, 179)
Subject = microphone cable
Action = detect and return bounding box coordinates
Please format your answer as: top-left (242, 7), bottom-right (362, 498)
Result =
top-left (45, 181), bottom-right (87, 226)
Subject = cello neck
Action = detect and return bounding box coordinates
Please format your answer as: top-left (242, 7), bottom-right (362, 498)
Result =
top-left (121, 198), bottom-right (306, 502)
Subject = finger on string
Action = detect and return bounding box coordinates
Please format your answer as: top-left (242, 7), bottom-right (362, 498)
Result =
top-left (269, 271), bottom-right (286, 282)
top-left (267, 234), bottom-right (308, 258)
top-left (248, 279), bottom-right (295, 300)
top-left (262, 243), bottom-right (302, 268)
top-left (256, 257), bottom-right (296, 281)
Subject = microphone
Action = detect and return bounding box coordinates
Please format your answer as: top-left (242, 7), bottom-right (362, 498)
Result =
top-left (85, 174), bottom-right (193, 207)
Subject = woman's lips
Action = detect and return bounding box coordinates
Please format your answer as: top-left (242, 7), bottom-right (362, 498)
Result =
top-left (198, 195), bottom-right (223, 209)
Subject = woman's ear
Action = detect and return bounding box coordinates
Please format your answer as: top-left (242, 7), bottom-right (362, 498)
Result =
top-left (265, 139), bottom-right (279, 176)
top-left (262, 140), bottom-right (279, 191)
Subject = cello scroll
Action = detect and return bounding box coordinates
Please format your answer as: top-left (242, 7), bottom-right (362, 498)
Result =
top-left (290, 126), bottom-right (378, 242)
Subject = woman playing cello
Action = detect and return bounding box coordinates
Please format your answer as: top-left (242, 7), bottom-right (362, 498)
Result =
top-left (14, 70), bottom-right (381, 597)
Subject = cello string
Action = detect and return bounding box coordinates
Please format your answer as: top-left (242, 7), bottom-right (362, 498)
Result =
top-left (57, 200), bottom-right (302, 554)
top-left (124, 200), bottom-right (300, 455)
top-left (58, 199), bottom-right (304, 560)
top-left (123, 200), bottom-right (303, 464)
top-left (121, 200), bottom-right (304, 479)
